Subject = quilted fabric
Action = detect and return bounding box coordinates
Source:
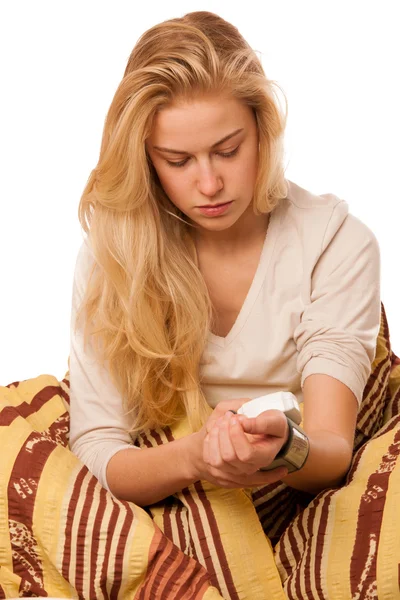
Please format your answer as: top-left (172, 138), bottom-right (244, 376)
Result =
top-left (1, 303), bottom-right (399, 599)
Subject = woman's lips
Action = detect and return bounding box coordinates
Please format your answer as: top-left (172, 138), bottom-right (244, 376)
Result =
top-left (197, 201), bottom-right (233, 216)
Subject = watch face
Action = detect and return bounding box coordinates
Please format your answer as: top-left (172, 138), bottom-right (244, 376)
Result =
top-left (258, 420), bottom-right (309, 473)
top-left (284, 427), bottom-right (309, 470)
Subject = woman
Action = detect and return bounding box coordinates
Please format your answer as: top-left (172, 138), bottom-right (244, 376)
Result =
top-left (69, 11), bottom-right (380, 508)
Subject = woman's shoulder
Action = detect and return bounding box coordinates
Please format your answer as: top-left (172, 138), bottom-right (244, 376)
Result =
top-left (278, 179), bottom-right (378, 254)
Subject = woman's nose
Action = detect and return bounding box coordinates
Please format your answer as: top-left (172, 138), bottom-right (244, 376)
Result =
top-left (196, 165), bottom-right (224, 197)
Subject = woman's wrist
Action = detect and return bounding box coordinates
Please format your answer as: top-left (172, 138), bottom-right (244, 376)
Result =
top-left (180, 431), bottom-right (203, 482)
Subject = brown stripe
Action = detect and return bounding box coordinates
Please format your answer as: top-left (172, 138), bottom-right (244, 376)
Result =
top-left (0, 405), bottom-right (20, 427)
top-left (47, 412), bottom-right (70, 448)
top-left (350, 426), bottom-right (400, 597)
top-left (5, 380), bottom-right (20, 388)
top-left (372, 414), bottom-right (400, 440)
top-left (193, 481), bottom-right (240, 600)
top-left (387, 377), bottom-right (400, 421)
top-left (151, 541), bottom-right (186, 599)
top-left (137, 528), bottom-right (210, 600)
top-left (74, 474), bottom-right (97, 598)
top-left (285, 509), bottom-right (302, 569)
top-left (8, 385), bottom-right (65, 421)
top-left (345, 433), bottom-right (371, 486)
top-left (313, 490), bottom-right (335, 598)
top-left (176, 503), bottom-right (189, 554)
top-left (163, 426), bottom-right (174, 443)
top-left (61, 466), bottom-right (87, 581)
top-left (285, 502), bottom-right (309, 599)
top-left (17, 576), bottom-right (46, 597)
top-left (59, 382), bottom-right (71, 405)
top-left (299, 500), bottom-right (318, 600)
top-left (8, 432), bottom-right (57, 595)
top-left (162, 497), bottom-right (174, 543)
top-left (357, 361), bottom-right (391, 432)
top-left (254, 487), bottom-right (291, 524)
top-left (252, 479), bottom-right (281, 501)
top-left (137, 530), bottom-right (169, 599)
top-left (361, 353), bottom-right (388, 399)
top-left (150, 430), bottom-right (164, 446)
top-left (138, 431), bottom-right (154, 449)
top-left (253, 485), bottom-right (292, 523)
top-left (99, 499), bottom-right (120, 599)
top-left (262, 493), bottom-right (301, 546)
top-left (181, 486), bottom-right (215, 576)
top-left (109, 500), bottom-right (134, 599)
top-left (0, 583), bottom-right (5, 599)
top-left (358, 359), bottom-right (391, 423)
top-left (89, 486), bottom-right (108, 599)
top-left (174, 569), bottom-right (210, 600)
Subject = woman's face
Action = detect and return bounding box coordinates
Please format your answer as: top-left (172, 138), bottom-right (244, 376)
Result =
top-left (146, 94), bottom-right (259, 235)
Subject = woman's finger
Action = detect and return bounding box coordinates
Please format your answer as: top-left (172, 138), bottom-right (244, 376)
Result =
top-left (205, 416), bottom-right (243, 476)
top-left (229, 415), bottom-right (284, 471)
top-left (207, 419), bottom-right (224, 468)
top-left (239, 409), bottom-right (288, 439)
top-left (228, 416), bottom-right (256, 465)
top-left (218, 411), bottom-right (239, 464)
top-left (206, 398), bottom-right (251, 433)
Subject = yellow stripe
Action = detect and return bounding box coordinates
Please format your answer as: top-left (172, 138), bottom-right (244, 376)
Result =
top-left (121, 504), bottom-right (158, 597)
top-left (33, 445), bottom-right (80, 598)
top-left (203, 585), bottom-right (225, 599)
top-left (377, 428), bottom-right (400, 599)
top-left (198, 483), bottom-right (286, 600)
top-left (0, 566), bottom-right (22, 598)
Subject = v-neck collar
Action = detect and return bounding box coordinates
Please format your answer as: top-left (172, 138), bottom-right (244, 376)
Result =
top-left (207, 207), bottom-right (280, 348)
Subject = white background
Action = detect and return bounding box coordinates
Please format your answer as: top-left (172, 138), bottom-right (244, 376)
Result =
top-left (0, 1), bottom-right (399, 384)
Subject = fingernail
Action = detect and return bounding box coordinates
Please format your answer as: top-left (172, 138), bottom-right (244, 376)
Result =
top-left (231, 417), bottom-right (238, 426)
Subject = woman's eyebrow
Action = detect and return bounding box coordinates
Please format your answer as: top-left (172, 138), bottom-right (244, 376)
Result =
top-left (152, 128), bottom-right (244, 154)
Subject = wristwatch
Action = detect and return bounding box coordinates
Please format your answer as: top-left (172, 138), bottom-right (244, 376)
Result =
top-left (260, 417), bottom-right (310, 473)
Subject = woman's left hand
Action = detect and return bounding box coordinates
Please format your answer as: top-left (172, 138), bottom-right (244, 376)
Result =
top-left (203, 409), bottom-right (289, 476)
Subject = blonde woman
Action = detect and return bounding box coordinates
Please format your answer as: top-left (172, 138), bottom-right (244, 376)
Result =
top-left (69, 11), bottom-right (380, 507)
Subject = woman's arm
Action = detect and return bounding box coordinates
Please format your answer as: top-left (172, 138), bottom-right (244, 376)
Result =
top-left (106, 398), bottom-right (288, 506)
top-left (282, 373), bottom-right (358, 493)
top-left (205, 374), bottom-right (358, 496)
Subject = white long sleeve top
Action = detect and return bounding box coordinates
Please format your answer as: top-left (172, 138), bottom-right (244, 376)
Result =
top-left (69, 179), bottom-right (381, 490)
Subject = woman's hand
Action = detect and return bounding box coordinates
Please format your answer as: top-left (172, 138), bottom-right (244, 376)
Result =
top-left (187, 400), bottom-right (289, 488)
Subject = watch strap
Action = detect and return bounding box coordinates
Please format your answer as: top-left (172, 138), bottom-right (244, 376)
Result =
top-left (259, 417), bottom-right (309, 473)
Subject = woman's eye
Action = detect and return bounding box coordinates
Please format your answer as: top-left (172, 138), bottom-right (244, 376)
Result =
top-left (166, 146), bottom-right (239, 168)
top-left (167, 158), bottom-right (189, 168)
top-left (217, 147), bottom-right (239, 158)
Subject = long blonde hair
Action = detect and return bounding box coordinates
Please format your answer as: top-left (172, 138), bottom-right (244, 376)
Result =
top-left (76, 11), bottom-right (288, 435)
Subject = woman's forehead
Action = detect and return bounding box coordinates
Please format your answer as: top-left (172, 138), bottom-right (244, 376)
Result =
top-left (149, 96), bottom-right (253, 150)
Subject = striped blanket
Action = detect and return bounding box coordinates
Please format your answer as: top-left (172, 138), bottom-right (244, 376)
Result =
top-left (1, 305), bottom-right (400, 599)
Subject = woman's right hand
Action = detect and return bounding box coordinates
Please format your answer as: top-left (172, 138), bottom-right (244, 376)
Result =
top-left (186, 399), bottom-right (288, 489)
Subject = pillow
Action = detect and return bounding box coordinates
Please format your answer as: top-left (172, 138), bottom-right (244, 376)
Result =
top-left (274, 356), bottom-right (400, 599)
top-left (0, 375), bottom-right (220, 599)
